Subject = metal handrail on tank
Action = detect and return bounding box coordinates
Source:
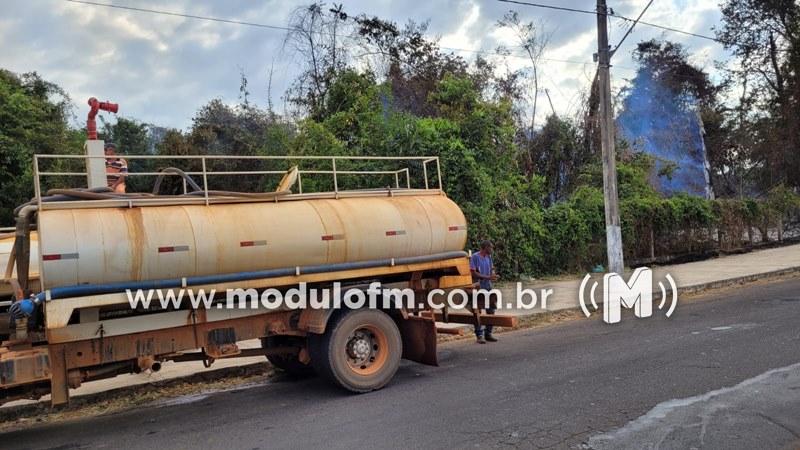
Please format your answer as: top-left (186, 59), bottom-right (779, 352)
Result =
top-left (31, 154), bottom-right (441, 210)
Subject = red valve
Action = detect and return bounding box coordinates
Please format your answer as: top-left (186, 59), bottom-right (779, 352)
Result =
top-left (86, 97), bottom-right (119, 140)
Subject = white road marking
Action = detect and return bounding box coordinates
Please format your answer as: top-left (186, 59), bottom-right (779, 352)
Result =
top-left (588, 362), bottom-right (800, 449)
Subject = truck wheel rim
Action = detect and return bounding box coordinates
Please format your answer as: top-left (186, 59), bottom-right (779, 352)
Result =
top-left (344, 325), bottom-right (388, 376)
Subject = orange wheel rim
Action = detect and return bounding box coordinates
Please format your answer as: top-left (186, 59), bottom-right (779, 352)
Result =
top-left (344, 324), bottom-right (389, 376)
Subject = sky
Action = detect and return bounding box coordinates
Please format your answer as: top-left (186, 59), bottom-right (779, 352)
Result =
top-left (0, 0), bottom-right (729, 130)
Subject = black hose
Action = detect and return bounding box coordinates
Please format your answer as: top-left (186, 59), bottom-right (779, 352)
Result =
top-left (152, 167), bottom-right (203, 194)
top-left (45, 189), bottom-right (130, 200)
top-left (45, 186), bottom-right (112, 195)
top-left (182, 190), bottom-right (291, 199)
top-left (14, 165), bottom-right (286, 206)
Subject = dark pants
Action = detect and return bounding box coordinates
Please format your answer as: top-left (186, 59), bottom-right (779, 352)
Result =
top-left (474, 291), bottom-right (497, 337)
top-left (474, 306), bottom-right (496, 337)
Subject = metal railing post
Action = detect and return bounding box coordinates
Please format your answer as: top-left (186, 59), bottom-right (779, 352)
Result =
top-left (332, 158), bottom-right (339, 193)
top-left (34, 155), bottom-right (42, 208)
top-left (436, 158), bottom-right (443, 191)
top-left (201, 157), bottom-right (210, 206)
top-left (423, 161), bottom-right (429, 190)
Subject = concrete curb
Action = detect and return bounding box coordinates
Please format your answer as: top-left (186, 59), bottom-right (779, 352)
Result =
top-left (507, 265), bottom-right (800, 320)
top-left (677, 266), bottom-right (800, 296)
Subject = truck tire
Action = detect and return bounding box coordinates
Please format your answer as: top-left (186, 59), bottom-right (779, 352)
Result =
top-left (260, 336), bottom-right (315, 377)
top-left (309, 309), bottom-right (402, 393)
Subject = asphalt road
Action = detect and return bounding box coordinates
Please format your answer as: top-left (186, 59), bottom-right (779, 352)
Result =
top-left (5, 277), bottom-right (800, 450)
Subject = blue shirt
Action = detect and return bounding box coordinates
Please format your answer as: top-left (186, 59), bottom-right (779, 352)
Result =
top-left (470, 252), bottom-right (494, 290)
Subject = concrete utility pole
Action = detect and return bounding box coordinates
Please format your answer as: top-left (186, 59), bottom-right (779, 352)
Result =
top-left (595, 0), bottom-right (624, 274)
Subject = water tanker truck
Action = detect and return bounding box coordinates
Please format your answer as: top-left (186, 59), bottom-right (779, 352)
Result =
top-left (0, 109), bottom-right (515, 405)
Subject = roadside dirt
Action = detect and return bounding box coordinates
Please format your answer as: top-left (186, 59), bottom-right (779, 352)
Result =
top-left (0, 363), bottom-right (275, 431)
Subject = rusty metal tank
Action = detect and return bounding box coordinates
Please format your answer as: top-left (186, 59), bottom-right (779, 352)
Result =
top-left (36, 195), bottom-right (467, 289)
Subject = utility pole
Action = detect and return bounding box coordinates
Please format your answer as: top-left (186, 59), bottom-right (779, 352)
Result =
top-left (595, 0), bottom-right (624, 274)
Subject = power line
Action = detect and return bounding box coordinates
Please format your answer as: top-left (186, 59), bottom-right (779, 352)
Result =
top-left (65, 0), bottom-right (294, 32)
top-left (495, 0), bottom-right (597, 16)
top-left (630, 17), bottom-right (721, 43)
top-left (64, 0), bottom-right (602, 68)
top-left (612, 0), bottom-right (654, 54)
top-left (64, 0), bottom-right (718, 83)
top-left (66, 0), bottom-right (712, 86)
top-left (440, 45), bottom-right (593, 67)
top-left (497, 0), bottom-right (722, 43)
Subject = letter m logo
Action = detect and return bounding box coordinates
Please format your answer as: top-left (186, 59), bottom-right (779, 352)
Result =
top-left (603, 267), bottom-right (653, 324)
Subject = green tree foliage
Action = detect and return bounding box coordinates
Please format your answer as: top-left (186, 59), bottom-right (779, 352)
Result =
top-left (157, 96), bottom-right (294, 193)
top-left (353, 16), bottom-right (469, 117)
top-left (0, 70), bottom-right (81, 223)
top-left (527, 115), bottom-right (587, 204)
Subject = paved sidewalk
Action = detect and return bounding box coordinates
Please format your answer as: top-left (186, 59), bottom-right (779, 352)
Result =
top-left (493, 242), bottom-right (800, 316)
top-left (4, 243), bottom-right (799, 407)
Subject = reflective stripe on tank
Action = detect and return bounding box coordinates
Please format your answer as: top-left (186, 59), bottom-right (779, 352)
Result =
top-left (240, 240), bottom-right (268, 247)
top-left (448, 225), bottom-right (466, 231)
top-left (385, 230), bottom-right (407, 236)
top-left (158, 245), bottom-right (190, 253)
top-left (42, 253), bottom-right (79, 261)
top-left (321, 234), bottom-right (345, 241)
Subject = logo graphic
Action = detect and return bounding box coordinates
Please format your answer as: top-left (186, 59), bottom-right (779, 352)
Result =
top-left (579, 267), bottom-right (677, 324)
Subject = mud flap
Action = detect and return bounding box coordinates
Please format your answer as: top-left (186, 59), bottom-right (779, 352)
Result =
top-left (397, 315), bottom-right (438, 366)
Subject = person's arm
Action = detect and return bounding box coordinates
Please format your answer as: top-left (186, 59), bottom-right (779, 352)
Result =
top-left (471, 268), bottom-right (492, 280)
top-left (489, 256), bottom-right (499, 281)
top-left (111, 160), bottom-right (128, 188)
top-left (470, 255), bottom-right (486, 279)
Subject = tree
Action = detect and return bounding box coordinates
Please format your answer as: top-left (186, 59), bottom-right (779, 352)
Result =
top-left (284, 3), bottom-right (353, 120)
top-left (0, 70), bottom-right (79, 224)
top-left (496, 10), bottom-right (550, 132)
top-left (185, 98), bottom-right (293, 192)
top-left (617, 40), bottom-right (718, 198)
top-left (353, 16), bottom-right (469, 116)
top-left (631, 40), bottom-right (716, 103)
top-left (716, 0), bottom-right (800, 190)
top-left (529, 115), bottom-right (587, 203)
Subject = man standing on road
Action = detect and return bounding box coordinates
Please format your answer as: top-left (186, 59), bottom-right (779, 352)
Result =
top-left (104, 142), bottom-right (128, 193)
top-left (471, 240), bottom-right (499, 344)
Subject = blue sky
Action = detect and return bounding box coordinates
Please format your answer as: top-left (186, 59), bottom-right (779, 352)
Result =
top-left (0, 0), bottom-right (728, 130)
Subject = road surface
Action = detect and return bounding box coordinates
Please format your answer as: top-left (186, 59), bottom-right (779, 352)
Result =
top-left (5, 277), bottom-right (800, 449)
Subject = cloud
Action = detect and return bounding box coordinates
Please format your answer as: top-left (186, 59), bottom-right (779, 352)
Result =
top-left (0, 0), bottom-right (729, 130)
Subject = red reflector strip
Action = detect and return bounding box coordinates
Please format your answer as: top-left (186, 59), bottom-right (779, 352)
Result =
top-left (321, 234), bottom-right (345, 241)
top-left (43, 253), bottom-right (79, 261)
top-left (158, 245), bottom-right (190, 253)
top-left (240, 240), bottom-right (267, 247)
top-left (448, 225), bottom-right (467, 231)
top-left (385, 230), bottom-right (407, 236)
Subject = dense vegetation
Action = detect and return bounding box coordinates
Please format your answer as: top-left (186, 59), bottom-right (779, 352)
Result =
top-left (1, 1), bottom-right (799, 276)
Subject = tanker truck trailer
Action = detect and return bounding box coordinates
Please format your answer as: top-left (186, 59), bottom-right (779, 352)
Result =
top-left (0, 152), bottom-right (516, 406)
